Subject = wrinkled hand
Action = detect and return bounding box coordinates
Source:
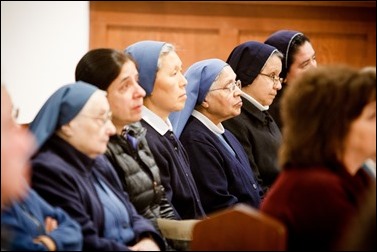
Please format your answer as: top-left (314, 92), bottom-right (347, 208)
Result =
top-left (32, 216), bottom-right (58, 250)
top-left (33, 235), bottom-right (56, 251)
top-left (128, 237), bottom-right (160, 251)
top-left (44, 216), bottom-right (58, 233)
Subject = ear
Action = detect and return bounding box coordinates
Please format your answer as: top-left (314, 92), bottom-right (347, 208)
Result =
top-left (60, 123), bottom-right (73, 138)
top-left (201, 100), bottom-right (209, 109)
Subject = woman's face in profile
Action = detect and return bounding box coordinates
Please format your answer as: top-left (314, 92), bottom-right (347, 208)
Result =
top-left (63, 91), bottom-right (116, 158)
top-left (344, 100), bottom-right (376, 170)
top-left (286, 41), bottom-right (317, 84)
top-left (149, 51), bottom-right (188, 118)
top-left (204, 66), bottom-right (243, 123)
top-left (246, 54), bottom-right (282, 106)
top-left (106, 60), bottom-right (145, 130)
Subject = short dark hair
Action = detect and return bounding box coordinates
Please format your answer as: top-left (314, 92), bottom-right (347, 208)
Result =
top-left (280, 65), bottom-right (376, 170)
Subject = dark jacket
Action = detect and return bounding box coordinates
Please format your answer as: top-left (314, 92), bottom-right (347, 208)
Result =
top-left (261, 165), bottom-right (373, 251)
top-left (141, 119), bottom-right (206, 220)
top-left (105, 122), bottom-right (178, 228)
top-left (1, 188), bottom-right (82, 251)
top-left (223, 96), bottom-right (282, 195)
top-left (268, 84), bottom-right (285, 130)
top-left (180, 116), bottom-right (262, 215)
top-left (31, 135), bottom-right (165, 251)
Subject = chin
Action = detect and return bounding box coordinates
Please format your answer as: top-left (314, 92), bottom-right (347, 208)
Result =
top-left (135, 115), bottom-right (143, 121)
top-left (92, 148), bottom-right (107, 157)
top-left (101, 146), bottom-right (108, 154)
top-left (174, 103), bottom-right (185, 111)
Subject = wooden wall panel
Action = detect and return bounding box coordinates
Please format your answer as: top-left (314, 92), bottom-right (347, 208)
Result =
top-left (106, 25), bottom-right (220, 68)
top-left (90, 1), bottom-right (376, 71)
top-left (308, 33), bottom-right (368, 67)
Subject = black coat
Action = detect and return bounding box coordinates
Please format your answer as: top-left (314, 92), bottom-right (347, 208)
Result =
top-left (141, 119), bottom-right (206, 220)
top-left (223, 97), bottom-right (282, 195)
top-left (105, 122), bottom-right (178, 229)
top-left (180, 116), bottom-right (263, 215)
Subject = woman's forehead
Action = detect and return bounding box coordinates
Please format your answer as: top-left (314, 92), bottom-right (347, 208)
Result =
top-left (160, 51), bottom-right (182, 69)
top-left (82, 91), bottom-right (109, 113)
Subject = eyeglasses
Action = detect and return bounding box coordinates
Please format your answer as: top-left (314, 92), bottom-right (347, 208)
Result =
top-left (81, 111), bottom-right (112, 126)
top-left (259, 73), bottom-right (283, 87)
top-left (208, 80), bottom-right (242, 93)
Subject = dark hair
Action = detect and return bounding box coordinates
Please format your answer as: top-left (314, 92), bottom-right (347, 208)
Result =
top-left (280, 65), bottom-right (376, 169)
top-left (286, 34), bottom-right (311, 75)
top-left (75, 48), bottom-right (136, 91)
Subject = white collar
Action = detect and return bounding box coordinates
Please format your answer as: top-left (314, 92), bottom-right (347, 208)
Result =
top-left (241, 91), bottom-right (269, 111)
top-left (192, 110), bottom-right (225, 135)
top-left (142, 106), bottom-right (173, 136)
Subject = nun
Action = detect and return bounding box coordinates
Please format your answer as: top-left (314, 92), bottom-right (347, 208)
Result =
top-left (125, 40), bottom-right (206, 220)
top-left (175, 58), bottom-right (263, 215)
top-left (223, 41), bottom-right (283, 195)
top-left (29, 82), bottom-right (165, 251)
top-left (264, 30), bottom-right (317, 129)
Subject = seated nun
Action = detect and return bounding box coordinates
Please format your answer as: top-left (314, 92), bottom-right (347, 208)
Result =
top-left (125, 40), bottom-right (206, 220)
top-left (29, 82), bottom-right (165, 251)
top-left (171, 59), bottom-right (263, 215)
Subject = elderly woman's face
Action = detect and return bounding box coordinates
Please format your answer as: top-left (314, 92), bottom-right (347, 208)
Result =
top-left (286, 41), bottom-right (317, 84)
top-left (246, 54), bottom-right (282, 106)
top-left (106, 60), bottom-right (145, 133)
top-left (64, 90), bottom-right (116, 158)
top-left (148, 51), bottom-right (187, 119)
top-left (204, 66), bottom-right (243, 124)
top-left (1, 87), bottom-right (35, 207)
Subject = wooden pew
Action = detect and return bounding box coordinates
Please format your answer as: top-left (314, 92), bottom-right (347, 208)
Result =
top-left (190, 203), bottom-right (287, 251)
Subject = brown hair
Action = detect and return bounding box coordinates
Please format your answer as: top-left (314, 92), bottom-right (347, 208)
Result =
top-left (280, 65), bottom-right (376, 169)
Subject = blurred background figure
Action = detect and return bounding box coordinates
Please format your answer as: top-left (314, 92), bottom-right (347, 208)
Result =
top-left (223, 41), bottom-right (283, 195)
top-left (261, 65), bottom-right (376, 250)
top-left (265, 29), bottom-right (317, 129)
top-left (359, 66), bottom-right (376, 179)
top-left (1, 189), bottom-right (83, 251)
top-left (337, 182), bottom-right (376, 251)
top-left (1, 85), bottom-right (34, 207)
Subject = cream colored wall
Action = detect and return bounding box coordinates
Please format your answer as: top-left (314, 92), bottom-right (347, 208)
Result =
top-left (1, 1), bottom-right (89, 124)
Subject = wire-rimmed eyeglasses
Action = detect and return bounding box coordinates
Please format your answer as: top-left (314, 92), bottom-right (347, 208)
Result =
top-left (81, 111), bottom-right (112, 126)
top-left (208, 80), bottom-right (242, 93)
top-left (259, 73), bottom-right (283, 87)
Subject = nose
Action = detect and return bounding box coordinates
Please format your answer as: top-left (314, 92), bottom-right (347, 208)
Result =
top-left (105, 120), bottom-right (117, 136)
top-left (135, 82), bottom-right (146, 98)
top-left (180, 73), bottom-right (188, 87)
top-left (234, 86), bottom-right (243, 96)
top-left (275, 81), bottom-right (282, 90)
